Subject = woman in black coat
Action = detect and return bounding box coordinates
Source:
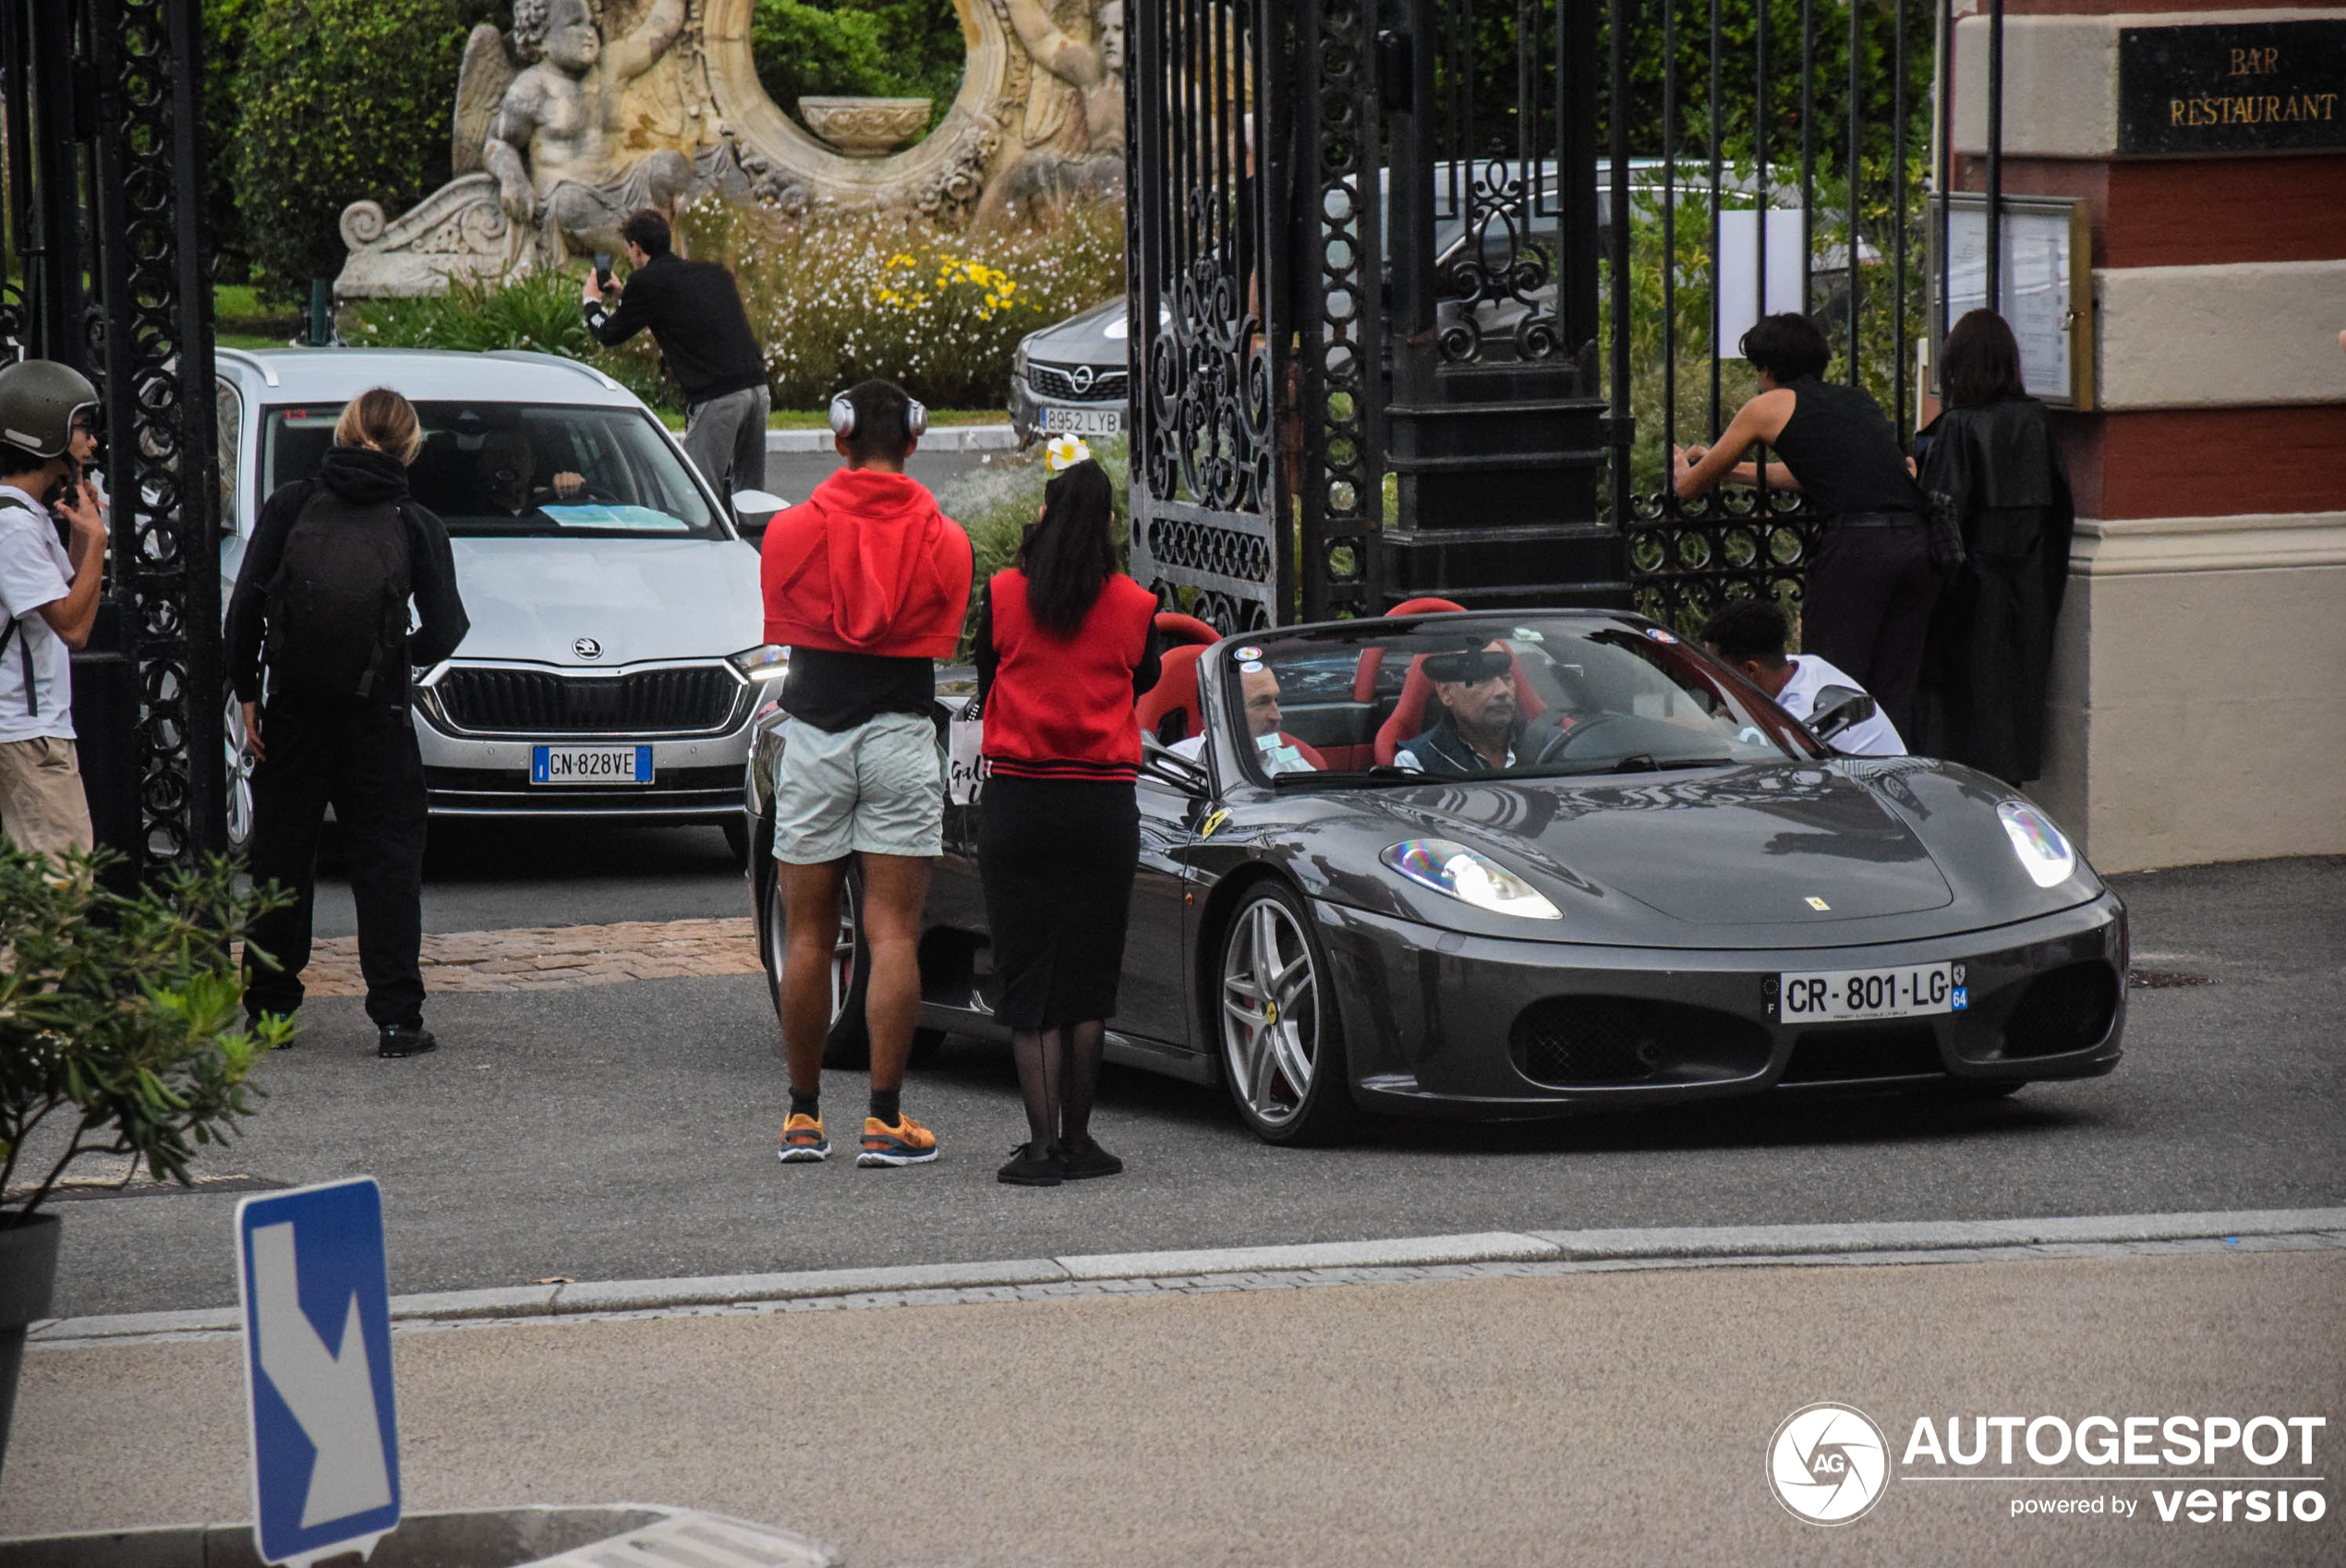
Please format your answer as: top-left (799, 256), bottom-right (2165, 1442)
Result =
top-left (1916, 310), bottom-right (2076, 786)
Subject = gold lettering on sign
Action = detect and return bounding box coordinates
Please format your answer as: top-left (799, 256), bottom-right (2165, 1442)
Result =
top-left (2229, 47), bottom-right (2281, 76)
top-left (2171, 91), bottom-right (2344, 127)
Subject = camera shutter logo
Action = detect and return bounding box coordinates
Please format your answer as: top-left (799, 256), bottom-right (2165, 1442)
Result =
top-left (573, 637), bottom-right (602, 660)
top-left (1768, 1402), bottom-right (1892, 1525)
top-left (1070, 363), bottom-right (1095, 394)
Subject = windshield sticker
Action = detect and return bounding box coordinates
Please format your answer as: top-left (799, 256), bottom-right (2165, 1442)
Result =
top-left (1234, 645), bottom-right (1263, 662)
top-left (1512, 627), bottom-right (1544, 643)
top-left (1238, 659), bottom-right (1264, 673)
top-left (538, 503), bottom-right (694, 532)
top-left (1642, 626), bottom-right (1680, 643)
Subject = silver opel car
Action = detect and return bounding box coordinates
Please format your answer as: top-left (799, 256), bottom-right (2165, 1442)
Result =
top-left (213, 348), bottom-right (780, 856)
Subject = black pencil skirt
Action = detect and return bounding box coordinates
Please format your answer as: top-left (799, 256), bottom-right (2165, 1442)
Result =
top-left (976, 774), bottom-right (1141, 1031)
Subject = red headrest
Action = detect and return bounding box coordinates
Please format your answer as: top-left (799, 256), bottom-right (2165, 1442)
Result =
top-left (1155, 611), bottom-right (1222, 647)
top-left (1352, 598), bottom-right (1469, 700)
top-left (1373, 650), bottom-right (1547, 766)
top-left (1136, 643), bottom-right (1208, 742)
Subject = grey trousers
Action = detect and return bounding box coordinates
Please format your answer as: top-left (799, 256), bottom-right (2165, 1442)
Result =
top-left (680, 383), bottom-right (769, 500)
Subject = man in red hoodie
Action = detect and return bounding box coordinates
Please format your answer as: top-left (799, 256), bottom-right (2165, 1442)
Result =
top-left (760, 380), bottom-right (973, 1168)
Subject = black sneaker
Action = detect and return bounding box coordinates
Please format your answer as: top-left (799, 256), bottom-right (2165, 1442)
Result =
top-left (1059, 1135), bottom-right (1123, 1180)
top-left (378, 1024), bottom-right (439, 1059)
top-left (996, 1141), bottom-right (1063, 1187)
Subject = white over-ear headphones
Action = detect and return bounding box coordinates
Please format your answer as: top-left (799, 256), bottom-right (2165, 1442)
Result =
top-left (828, 389), bottom-right (928, 439)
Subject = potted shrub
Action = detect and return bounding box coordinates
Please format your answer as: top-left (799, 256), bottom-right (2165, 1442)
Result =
top-left (0, 844), bottom-right (293, 1482)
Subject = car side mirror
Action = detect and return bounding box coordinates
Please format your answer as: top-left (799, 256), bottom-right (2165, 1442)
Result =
top-left (1140, 732), bottom-right (1211, 796)
top-left (1808, 684), bottom-right (1877, 742)
top-left (732, 488), bottom-right (787, 540)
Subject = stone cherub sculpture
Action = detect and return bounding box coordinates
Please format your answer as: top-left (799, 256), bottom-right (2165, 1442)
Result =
top-left (981, 0), bottom-right (1126, 224)
top-left (453, 0), bottom-right (697, 259)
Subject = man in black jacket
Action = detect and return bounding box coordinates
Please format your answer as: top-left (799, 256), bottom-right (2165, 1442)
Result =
top-left (224, 391), bottom-right (469, 1059)
top-left (581, 209), bottom-right (769, 500)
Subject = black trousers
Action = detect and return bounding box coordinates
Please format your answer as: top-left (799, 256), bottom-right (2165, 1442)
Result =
top-left (977, 775), bottom-right (1140, 1031)
top-left (243, 695), bottom-right (429, 1029)
top-left (1802, 523), bottom-right (1941, 741)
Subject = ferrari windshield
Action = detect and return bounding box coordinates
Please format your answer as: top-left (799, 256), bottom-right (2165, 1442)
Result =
top-left (259, 401), bottom-right (729, 539)
top-left (1217, 614), bottom-right (1824, 787)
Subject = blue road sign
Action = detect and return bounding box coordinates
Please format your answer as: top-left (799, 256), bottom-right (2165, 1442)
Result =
top-left (236, 1177), bottom-right (402, 1567)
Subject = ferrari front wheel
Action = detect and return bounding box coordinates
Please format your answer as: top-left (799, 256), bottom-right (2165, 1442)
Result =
top-left (1215, 881), bottom-right (1354, 1145)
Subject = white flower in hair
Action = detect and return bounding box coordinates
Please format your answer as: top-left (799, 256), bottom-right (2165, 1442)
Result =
top-left (1045, 433), bottom-right (1092, 472)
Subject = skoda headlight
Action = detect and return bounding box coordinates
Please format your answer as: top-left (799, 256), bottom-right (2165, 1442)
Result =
top-left (1383, 838), bottom-right (1561, 921)
top-left (730, 644), bottom-right (789, 683)
top-left (1998, 800), bottom-right (2075, 888)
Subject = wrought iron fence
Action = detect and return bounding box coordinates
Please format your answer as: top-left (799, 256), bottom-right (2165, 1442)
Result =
top-left (0, 0), bottom-right (223, 876)
top-left (1598, 0), bottom-right (1945, 636)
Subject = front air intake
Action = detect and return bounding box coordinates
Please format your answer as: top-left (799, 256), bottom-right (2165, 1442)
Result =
top-left (2001, 961), bottom-right (2120, 1057)
top-left (1509, 996), bottom-right (1772, 1088)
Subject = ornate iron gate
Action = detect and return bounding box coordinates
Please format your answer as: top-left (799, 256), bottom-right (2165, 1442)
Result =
top-left (1599, 0), bottom-right (1943, 634)
top-left (0, 0), bottom-right (222, 876)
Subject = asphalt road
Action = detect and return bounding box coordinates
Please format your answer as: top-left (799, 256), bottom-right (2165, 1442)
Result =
top-left (11, 1252), bottom-right (2342, 1564)
top-left (761, 444), bottom-right (998, 509)
top-left (38, 850), bottom-right (2344, 1318)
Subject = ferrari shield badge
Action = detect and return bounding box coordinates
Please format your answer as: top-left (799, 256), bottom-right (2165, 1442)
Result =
top-left (1199, 808), bottom-right (1231, 839)
top-left (1805, 896), bottom-right (1831, 911)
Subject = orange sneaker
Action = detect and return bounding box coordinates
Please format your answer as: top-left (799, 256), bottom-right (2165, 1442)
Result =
top-left (857, 1113), bottom-right (938, 1167)
top-left (776, 1112), bottom-right (830, 1164)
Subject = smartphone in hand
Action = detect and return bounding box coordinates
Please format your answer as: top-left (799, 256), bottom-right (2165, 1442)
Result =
top-left (592, 252), bottom-right (615, 291)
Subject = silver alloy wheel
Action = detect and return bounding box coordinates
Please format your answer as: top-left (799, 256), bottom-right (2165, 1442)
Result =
top-left (224, 697), bottom-right (257, 852)
top-left (1219, 895), bottom-right (1320, 1128)
top-left (764, 861), bottom-right (857, 1026)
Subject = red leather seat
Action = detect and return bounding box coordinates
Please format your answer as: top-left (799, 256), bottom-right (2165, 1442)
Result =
top-left (1132, 613), bottom-right (1227, 742)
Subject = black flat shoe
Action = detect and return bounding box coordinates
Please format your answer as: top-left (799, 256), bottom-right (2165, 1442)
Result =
top-left (378, 1024), bottom-right (439, 1059)
top-left (997, 1141), bottom-right (1063, 1187)
top-left (1059, 1136), bottom-right (1123, 1180)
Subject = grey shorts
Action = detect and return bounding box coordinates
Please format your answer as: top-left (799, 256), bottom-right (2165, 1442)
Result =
top-left (770, 710), bottom-right (943, 863)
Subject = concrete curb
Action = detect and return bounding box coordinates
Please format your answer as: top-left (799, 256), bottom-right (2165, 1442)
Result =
top-left (31, 1208), bottom-right (2346, 1345)
top-left (765, 424), bottom-right (1017, 453)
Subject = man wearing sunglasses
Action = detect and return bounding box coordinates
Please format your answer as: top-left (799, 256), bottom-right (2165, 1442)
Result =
top-left (1394, 645), bottom-right (1520, 776)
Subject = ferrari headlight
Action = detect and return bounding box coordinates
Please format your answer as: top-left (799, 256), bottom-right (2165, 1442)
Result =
top-left (729, 644), bottom-right (789, 682)
top-left (1998, 800), bottom-right (2075, 888)
top-left (1383, 838), bottom-right (1561, 921)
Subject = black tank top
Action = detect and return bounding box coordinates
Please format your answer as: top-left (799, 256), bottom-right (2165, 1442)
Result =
top-left (1768, 378), bottom-right (1928, 518)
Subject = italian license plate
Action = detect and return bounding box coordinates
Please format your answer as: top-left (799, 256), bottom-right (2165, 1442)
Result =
top-left (1777, 961), bottom-right (1963, 1022)
top-left (531, 744), bottom-right (653, 785)
top-left (1043, 405), bottom-right (1122, 436)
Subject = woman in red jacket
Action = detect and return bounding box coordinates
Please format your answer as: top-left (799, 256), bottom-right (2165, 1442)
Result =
top-left (974, 451), bottom-right (1160, 1186)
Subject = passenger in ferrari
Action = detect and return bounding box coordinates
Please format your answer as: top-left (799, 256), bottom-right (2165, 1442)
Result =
top-left (1171, 660), bottom-right (1316, 775)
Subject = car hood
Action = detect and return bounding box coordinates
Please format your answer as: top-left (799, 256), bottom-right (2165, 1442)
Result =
top-left (1370, 766), bottom-right (1954, 926)
top-left (446, 536), bottom-right (766, 667)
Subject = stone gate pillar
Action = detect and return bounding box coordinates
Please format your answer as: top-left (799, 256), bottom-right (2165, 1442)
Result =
top-left (1951, 0), bottom-right (2346, 871)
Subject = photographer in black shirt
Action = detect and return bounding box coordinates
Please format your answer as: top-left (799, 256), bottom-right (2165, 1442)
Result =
top-left (581, 209), bottom-right (770, 499)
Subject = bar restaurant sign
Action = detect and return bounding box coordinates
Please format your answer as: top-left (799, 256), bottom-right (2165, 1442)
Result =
top-left (2120, 19), bottom-right (2345, 154)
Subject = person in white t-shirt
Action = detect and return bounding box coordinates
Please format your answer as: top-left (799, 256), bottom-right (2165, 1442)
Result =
top-left (1700, 597), bottom-right (1905, 757)
top-left (1170, 660), bottom-right (1316, 775)
top-left (0, 361), bottom-right (108, 861)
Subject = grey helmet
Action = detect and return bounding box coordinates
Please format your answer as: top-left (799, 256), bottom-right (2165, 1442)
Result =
top-left (0, 358), bottom-right (98, 461)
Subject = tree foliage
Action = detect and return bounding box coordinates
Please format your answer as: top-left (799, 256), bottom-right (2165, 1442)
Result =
top-left (751, 0), bottom-right (966, 129)
top-left (212, 0), bottom-right (502, 301)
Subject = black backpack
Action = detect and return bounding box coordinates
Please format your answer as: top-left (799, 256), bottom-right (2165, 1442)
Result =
top-left (262, 482), bottom-right (413, 701)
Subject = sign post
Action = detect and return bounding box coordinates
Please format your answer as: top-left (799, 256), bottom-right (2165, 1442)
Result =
top-left (236, 1178), bottom-right (403, 1567)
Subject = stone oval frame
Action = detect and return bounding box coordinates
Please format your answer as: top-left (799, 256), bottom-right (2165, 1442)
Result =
top-left (701, 0), bottom-right (1012, 203)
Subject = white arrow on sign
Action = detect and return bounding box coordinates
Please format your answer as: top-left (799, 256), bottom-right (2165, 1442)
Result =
top-left (249, 1222), bottom-right (393, 1528)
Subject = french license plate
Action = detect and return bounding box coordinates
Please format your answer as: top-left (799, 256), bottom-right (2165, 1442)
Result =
top-left (1043, 405), bottom-right (1122, 436)
top-left (531, 745), bottom-right (653, 785)
top-left (1777, 961), bottom-right (1963, 1022)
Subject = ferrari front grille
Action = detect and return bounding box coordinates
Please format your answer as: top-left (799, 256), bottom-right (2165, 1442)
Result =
top-left (1780, 1023), bottom-right (1943, 1084)
top-left (1509, 996), bottom-right (1772, 1088)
